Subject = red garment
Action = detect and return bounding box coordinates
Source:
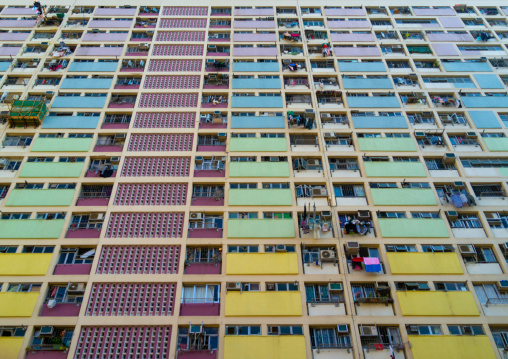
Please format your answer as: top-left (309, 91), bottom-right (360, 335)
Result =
top-left (374, 344), bottom-right (384, 350)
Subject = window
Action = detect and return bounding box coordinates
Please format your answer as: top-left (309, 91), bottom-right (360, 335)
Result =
top-left (268, 326), bottom-right (303, 335)
top-left (474, 284), bottom-right (508, 304)
top-left (448, 325), bottom-right (484, 336)
top-left (265, 245), bottom-right (295, 252)
top-left (0, 246), bottom-right (17, 253)
top-left (310, 328), bottom-right (352, 349)
top-left (49, 183), bottom-right (76, 189)
top-left (266, 283), bottom-right (299, 291)
top-left (386, 245), bottom-right (417, 252)
top-left (435, 282), bottom-right (468, 291)
top-left (334, 184), bottom-right (365, 197)
top-left (377, 212), bottom-right (406, 218)
top-left (241, 283), bottom-right (260, 291)
top-left (7, 283), bottom-right (41, 292)
top-left (22, 246), bottom-right (53, 253)
top-left (411, 212), bottom-right (440, 219)
top-left (262, 183), bottom-right (288, 189)
top-left (396, 282), bottom-right (430, 291)
top-left (421, 245), bottom-right (454, 252)
top-left (306, 284), bottom-right (343, 303)
top-left (226, 326), bottom-right (261, 336)
top-left (230, 183), bottom-right (257, 189)
top-left (1, 213), bottom-right (30, 220)
top-left (58, 248), bottom-right (95, 265)
top-left (417, 325), bottom-right (443, 335)
top-left (229, 212), bottom-right (258, 219)
top-left (369, 183), bottom-right (397, 188)
top-left (178, 327), bottom-right (218, 351)
top-left (228, 245), bottom-right (258, 253)
top-left (35, 213), bottom-right (65, 220)
top-left (181, 285), bottom-right (220, 303)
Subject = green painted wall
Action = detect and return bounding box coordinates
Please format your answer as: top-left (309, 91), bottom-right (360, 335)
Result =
top-left (358, 138), bottom-right (417, 152)
top-left (19, 163), bottom-right (85, 178)
top-left (230, 162), bottom-right (290, 177)
top-left (31, 138), bottom-right (93, 152)
top-left (0, 219), bottom-right (64, 239)
top-left (499, 168), bottom-right (508, 176)
top-left (230, 138), bottom-right (287, 152)
top-left (371, 188), bottom-right (437, 206)
top-left (228, 219), bottom-right (295, 238)
top-left (229, 189), bottom-right (293, 206)
top-left (483, 137), bottom-right (508, 152)
top-left (378, 218), bottom-right (449, 238)
top-left (6, 189), bottom-right (75, 207)
top-left (364, 162), bottom-right (427, 177)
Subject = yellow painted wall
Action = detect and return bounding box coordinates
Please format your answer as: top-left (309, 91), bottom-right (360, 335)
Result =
top-left (0, 253), bottom-right (52, 276)
top-left (225, 291), bottom-right (302, 316)
top-left (226, 253), bottom-right (299, 275)
top-left (387, 252), bottom-right (463, 275)
top-left (224, 336), bottom-right (306, 359)
top-left (0, 337), bottom-right (24, 359)
top-left (397, 291), bottom-right (479, 316)
top-left (0, 292), bottom-right (39, 317)
top-left (409, 335), bottom-right (497, 359)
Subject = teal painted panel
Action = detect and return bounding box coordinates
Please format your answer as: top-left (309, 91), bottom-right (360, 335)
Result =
top-left (68, 62), bottom-right (119, 72)
top-left (443, 62), bottom-right (492, 72)
top-left (228, 219), bottom-right (295, 238)
top-left (338, 62), bottom-right (386, 72)
top-left (378, 218), bottom-right (449, 238)
top-left (232, 78), bottom-right (281, 89)
top-left (0, 219), bottom-right (64, 239)
top-left (358, 138), bottom-right (417, 152)
top-left (52, 97), bottom-right (107, 108)
top-left (230, 138), bottom-right (287, 152)
top-left (474, 74), bottom-right (504, 89)
top-left (343, 78), bottom-right (393, 89)
top-left (60, 78), bottom-right (113, 89)
top-left (6, 189), bottom-right (75, 206)
top-left (228, 189), bottom-right (293, 206)
top-left (232, 62), bottom-right (279, 72)
top-left (364, 162), bottom-right (427, 177)
top-left (468, 111), bottom-right (501, 129)
top-left (231, 116), bottom-right (285, 129)
top-left (353, 116), bottom-right (407, 129)
top-left (347, 96), bottom-right (400, 108)
top-left (462, 97), bottom-right (508, 108)
top-left (0, 62), bottom-right (11, 72)
top-left (231, 96), bottom-right (283, 108)
top-left (42, 116), bottom-right (100, 129)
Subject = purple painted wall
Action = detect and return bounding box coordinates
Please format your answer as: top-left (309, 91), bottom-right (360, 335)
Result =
top-left (234, 9), bottom-right (274, 16)
top-left (66, 228), bottom-right (102, 238)
top-left (82, 33), bottom-right (128, 42)
top-left (232, 47), bottom-right (278, 56)
top-left (26, 351), bottom-right (68, 359)
top-left (88, 20), bottom-right (133, 28)
top-left (324, 8), bottom-right (366, 16)
top-left (0, 47), bottom-right (21, 56)
top-left (188, 228), bottom-right (223, 239)
top-left (0, 32), bottom-right (29, 41)
top-left (177, 350), bottom-right (217, 359)
top-left (234, 20), bottom-right (275, 28)
top-left (76, 198), bottom-right (110, 206)
top-left (433, 43), bottom-right (459, 56)
top-left (328, 20), bottom-right (370, 29)
top-left (233, 33), bottom-right (277, 42)
top-left (75, 47), bottom-right (124, 56)
top-left (334, 47), bottom-right (380, 56)
top-left (54, 264), bottom-right (92, 275)
top-left (0, 20), bottom-right (37, 28)
top-left (184, 263), bottom-right (221, 275)
top-left (191, 197), bottom-right (224, 206)
top-left (331, 33), bottom-right (375, 42)
top-left (197, 145), bottom-right (226, 152)
top-left (427, 33), bottom-right (473, 42)
top-left (193, 170), bottom-right (225, 178)
top-left (40, 302), bottom-right (82, 317)
top-left (102, 122), bottom-right (130, 128)
top-left (413, 8), bottom-right (455, 16)
top-left (3, 8), bottom-right (36, 15)
top-left (439, 17), bottom-right (465, 28)
top-left (180, 303), bottom-right (220, 316)
top-left (94, 145), bottom-right (124, 152)
top-left (94, 8), bottom-right (137, 16)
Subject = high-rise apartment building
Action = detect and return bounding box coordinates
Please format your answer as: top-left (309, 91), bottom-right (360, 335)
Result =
top-left (0, 1), bottom-right (507, 358)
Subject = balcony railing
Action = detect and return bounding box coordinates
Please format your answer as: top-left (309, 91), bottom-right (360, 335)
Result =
top-left (485, 297), bottom-right (508, 307)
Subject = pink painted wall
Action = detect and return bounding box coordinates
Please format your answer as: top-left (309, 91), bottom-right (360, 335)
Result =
top-left (188, 228), bottom-right (223, 239)
top-left (331, 33), bottom-right (375, 42)
top-left (334, 47), bottom-right (380, 56)
top-left (328, 20), bottom-right (370, 29)
top-left (233, 33), bottom-right (277, 42)
top-left (433, 43), bottom-right (459, 56)
top-left (66, 228), bottom-right (102, 238)
top-left (94, 8), bottom-right (137, 16)
top-left (88, 20), bottom-right (133, 28)
top-left (184, 263), bottom-right (221, 275)
top-left (54, 264), bottom-right (92, 275)
top-left (191, 197), bottom-right (224, 206)
top-left (234, 20), bottom-right (275, 28)
top-left (82, 33), bottom-right (128, 42)
top-left (193, 170), bottom-right (225, 178)
top-left (76, 198), bottom-right (110, 206)
top-left (75, 47), bottom-right (124, 56)
top-left (40, 302), bottom-right (82, 317)
top-left (180, 303), bottom-right (220, 316)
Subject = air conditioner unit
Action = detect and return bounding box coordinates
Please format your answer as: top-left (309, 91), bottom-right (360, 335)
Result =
top-left (306, 159), bottom-right (320, 166)
top-left (360, 326), bottom-right (378, 336)
top-left (276, 244), bottom-right (287, 252)
top-left (0, 158), bottom-right (8, 165)
top-left (453, 181), bottom-right (464, 188)
top-left (266, 283), bottom-right (276, 291)
top-left (337, 325), bottom-right (349, 333)
top-left (324, 132), bottom-right (336, 138)
top-left (358, 210), bottom-right (371, 220)
top-left (312, 188), bottom-right (328, 197)
top-left (114, 133), bottom-right (126, 139)
top-left (268, 326), bottom-right (279, 335)
top-left (218, 133), bottom-right (226, 139)
top-left (466, 132), bottom-right (477, 139)
top-left (140, 43), bottom-right (150, 49)
top-left (305, 109), bottom-right (314, 114)
top-left (321, 211), bottom-right (332, 218)
top-left (498, 280), bottom-right (508, 291)
top-left (189, 325), bottom-right (203, 334)
top-left (321, 113), bottom-right (331, 118)
top-left (47, 299), bottom-right (56, 308)
top-left (195, 156), bottom-right (203, 163)
top-left (226, 282), bottom-right (241, 291)
top-left (408, 325), bottom-right (419, 334)
top-left (146, 30), bottom-right (154, 34)
top-left (458, 244), bottom-right (476, 256)
top-left (328, 282), bottom-right (343, 291)
top-left (190, 213), bottom-right (203, 220)
top-left (110, 157), bottom-right (120, 164)
top-left (270, 157), bottom-right (279, 162)
top-left (207, 59), bottom-right (215, 63)
top-left (89, 213), bottom-right (104, 221)
top-left (415, 132), bottom-right (426, 139)
top-left (446, 210), bottom-right (458, 219)
top-left (320, 249), bottom-right (335, 262)
top-left (346, 241), bottom-right (359, 255)
top-left (376, 282), bottom-right (390, 292)
top-left (68, 282), bottom-right (86, 293)
top-left (443, 153), bottom-right (456, 163)
top-left (40, 326), bottom-right (54, 336)
top-left (208, 45), bottom-right (217, 49)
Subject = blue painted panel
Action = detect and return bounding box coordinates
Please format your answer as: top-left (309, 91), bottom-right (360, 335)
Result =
top-left (42, 116), bottom-right (100, 129)
top-left (473, 74), bottom-right (504, 89)
top-left (343, 78), bottom-right (393, 89)
top-left (60, 78), bottom-right (113, 89)
top-left (468, 111), bottom-right (502, 129)
top-left (231, 116), bottom-right (285, 129)
top-left (68, 62), bottom-right (119, 72)
top-left (462, 97), bottom-right (508, 108)
top-left (52, 97), bottom-right (107, 108)
top-left (353, 116), bottom-right (408, 129)
top-left (232, 62), bottom-right (279, 72)
top-left (0, 62), bottom-right (11, 72)
top-left (338, 62), bottom-right (386, 72)
top-left (232, 78), bottom-right (281, 89)
top-left (442, 62), bottom-right (492, 72)
top-left (231, 96), bottom-right (284, 108)
top-left (347, 96), bottom-right (400, 108)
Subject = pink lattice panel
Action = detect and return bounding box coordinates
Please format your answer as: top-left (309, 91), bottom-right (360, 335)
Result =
top-left (134, 112), bottom-right (196, 128)
top-left (148, 59), bottom-right (202, 72)
top-left (138, 93), bottom-right (198, 108)
top-left (114, 183), bottom-right (188, 206)
top-left (151, 44), bottom-right (203, 56)
top-left (162, 6), bottom-right (208, 16)
top-left (156, 31), bottom-right (205, 42)
top-left (106, 212), bottom-right (184, 238)
top-left (121, 157), bottom-right (190, 177)
top-left (143, 75), bottom-right (200, 89)
top-left (127, 134), bottom-right (193, 152)
top-left (159, 18), bottom-right (207, 28)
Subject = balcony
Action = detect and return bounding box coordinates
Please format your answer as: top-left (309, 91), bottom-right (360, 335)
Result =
top-left (286, 94), bottom-right (312, 109)
top-left (121, 59), bottom-right (145, 72)
top-left (379, 218), bottom-right (449, 238)
top-left (66, 215), bottom-right (103, 238)
top-left (191, 187), bottom-right (224, 206)
top-left (450, 217), bottom-right (486, 238)
top-left (200, 113), bottom-right (227, 129)
top-left (202, 95), bottom-right (228, 108)
top-left (197, 136), bottom-right (226, 152)
top-left (135, 18), bottom-right (157, 28)
top-left (76, 185), bottom-right (112, 206)
top-left (207, 45), bottom-right (230, 56)
top-left (228, 218), bottom-right (295, 238)
top-left (205, 60), bottom-right (229, 72)
top-left (102, 114), bottom-right (131, 129)
top-left (0, 253), bottom-right (52, 276)
top-left (226, 253), bottom-right (298, 275)
top-left (40, 284), bottom-right (84, 317)
top-left (203, 74), bottom-right (229, 89)
top-left (185, 251), bottom-right (221, 275)
top-left (114, 77), bottom-right (141, 90)
top-left (225, 291), bottom-right (301, 316)
top-left (290, 135), bottom-right (319, 152)
top-left (397, 291), bottom-right (479, 316)
top-left (86, 159), bottom-right (117, 178)
top-left (329, 158), bottom-right (360, 178)
top-left (94, 136), bottom-right (124, 152)
top-left (230, 161), bottom-right (290, 178)
top-left (194, 158), bottom-right (225, 178)
top-left (188, 216), bottom-right (223, 238)
top-left (387, 252), bottom-right (463, 275)
top-left (108, 95), bottom-right (136, 108)
top-left (321, 113), bottom-right (348, 129)
top-left (317, 93), bottom-right (344, 108)
top-left (6, 188), bottom-right (75, 207)
top-left (26, 327), bottom-right (73, 359)
top-left (353, 284), bottom-right (394, 316)
top-left (472, 184), bottom-right (507, 205)
top-left (324, 134), bottom-right (354, 152)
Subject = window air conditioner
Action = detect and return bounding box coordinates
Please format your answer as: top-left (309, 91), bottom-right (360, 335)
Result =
top-left (346, 241), bottom-right (359, 255)
top-left (443, 153), bottom-right (456, 163)
top-left (110, 157), bottom-right (120, 164)
top-left (408, 325), bottom-right (419, 334)
top-left (415, 132), bottom-right (426, 139)
top-left (328, 282), bottom-right (343, 291)
top-left (218, 133), bottom-right (226, 139)
top-left (312, 188), bottom-right (328, 197)
top-left (320, 249), bottom-right (335, 262)
top-left (40, 326), bottom-right (54, 336)
top-left (446, 211), bottom-right (458, 219)
top-left (337, 325), bottom-right (349, 333)
top-left (453, 181), bottom-right (464, 188)
top-left (89, 213), bottom-right (104, 221)
top-left (498, 280), bottom-right (508, 291)
top-left (266, 283), bottom-right (276, 291)
top-left (321, 211), bottom-right (332, 218)
top-left (68, 282), bottom-right (86, 293)
top-left (190, 325), bottom-right (203, 334)
top-left (195, 156), bottom-right (204, 163)
top-left (360, 326), bottom-right (378, 336)
top-left (358, 210), bottom-right (371, 219)
top-left (190, 213), bottom-right (203, 220)
top-left (458, 244), bottom-right (476, 256)
top-left (324, 132), bottom-right (336, 138)
top-left (276, 244), bottom-right (287, 252)
top-left (114, 133), bottom-right (126, 139)
top-left (306, 159), bottom-right (320, 167)
top-left (466, 132), bottom-right (477, 139)
top-left (226, 282), bottom-right (241, 291)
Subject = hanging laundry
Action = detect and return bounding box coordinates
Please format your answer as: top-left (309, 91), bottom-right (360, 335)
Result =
top-left (352, 257), bottom-right (364, 270)
top-left (466, 193), bottom-right (477, 206)
top-left (364, 257), bottom-right (382, 272)
top-left (459, 193), bottom-right (468, 206)
top-left (450, 194), bottom-right (463, 208)
top-left (374, 344), bottom-right (384, 350)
